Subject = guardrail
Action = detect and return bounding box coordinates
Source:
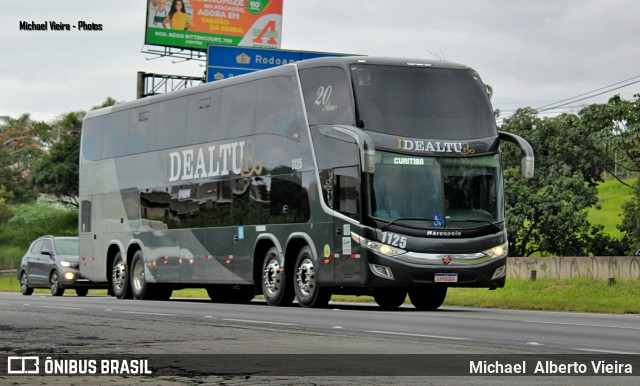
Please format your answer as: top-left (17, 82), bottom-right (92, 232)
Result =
top-left (508, 256), bottom-right (640, 281)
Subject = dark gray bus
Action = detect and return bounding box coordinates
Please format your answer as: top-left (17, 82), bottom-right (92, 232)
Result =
top-left (79, 56), bottom-right (534, 309)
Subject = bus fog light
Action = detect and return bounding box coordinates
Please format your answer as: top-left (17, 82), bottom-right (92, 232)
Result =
top-left (491, 265), bottom-right (506, 280)
top-left (370, 263), bottom-right (394, 279)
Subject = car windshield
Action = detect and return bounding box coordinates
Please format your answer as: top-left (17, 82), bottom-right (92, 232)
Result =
top-left (54, 239), bottom-right (79, 255)
top-left (368, 152), bottom-right (504, 229)
top-left (350, 64), bottom-right (496, 139)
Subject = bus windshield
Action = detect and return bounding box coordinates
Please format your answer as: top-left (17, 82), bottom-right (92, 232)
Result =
top-left (368, 152), bottom-right (504, 229)
top-left (350, 64), bottom-right (496, 139)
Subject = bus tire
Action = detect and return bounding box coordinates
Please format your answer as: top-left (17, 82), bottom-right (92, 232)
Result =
top-left (130, 251), bottom-right (152, 300)
top-left (75, 288), bottom-right (89, 297)
top-left (293, 246), bottom-right (331, 308)
top-left (112, 252), bottom-right (132, 299)
top-left (373, 288), bottom-right (407, 309)
top-left (261, 247), bottom-right (294, 306)
top-left (408, 286), bottom-right (447, 311)
top-left (207, 285), bottom-right (255, 304)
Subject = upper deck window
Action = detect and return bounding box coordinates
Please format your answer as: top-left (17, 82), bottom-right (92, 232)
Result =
top-left (299, 67), bottom-right (354, 126)
top-left (351, 64), bottom-right (496, 139)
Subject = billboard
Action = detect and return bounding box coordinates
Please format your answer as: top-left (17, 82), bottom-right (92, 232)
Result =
top-left (145, 0), bottom-right (283, 51)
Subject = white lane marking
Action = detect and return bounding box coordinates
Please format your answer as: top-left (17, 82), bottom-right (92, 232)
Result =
top-left (222, 318), bottom-right (296, 327)
top-left (36, 306), bottom-right (82, 311)
top-left (333, 326), bottom-right (343, 329)
top-left (204, 315), bottom-right (215, 319)
top-left (526, 342), bottom-right (543, 346)
top-left (522, 320), bottom-right (640, 331)
top-left (573, 348), bottom-right (640, 355)
top-left (118, 311), bottom-right (176, 317)
top-left (367, 330), bottom-right (472, 341)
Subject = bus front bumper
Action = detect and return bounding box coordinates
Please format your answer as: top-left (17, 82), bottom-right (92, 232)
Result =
top-left (364, 250), bottom-right (508, 289)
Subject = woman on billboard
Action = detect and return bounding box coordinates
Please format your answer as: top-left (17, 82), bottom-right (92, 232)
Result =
top-left (163, 0), bottom-right (193, 31)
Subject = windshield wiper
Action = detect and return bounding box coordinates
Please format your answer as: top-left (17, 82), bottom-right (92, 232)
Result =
top-left (446, 219), bottom-right (501, 232)
top-left (380, 217), bottom-right (439, 231)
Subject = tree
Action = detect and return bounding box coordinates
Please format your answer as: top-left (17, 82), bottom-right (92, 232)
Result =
top-left (0, 185), bottom-right (12, 227)
top-left (581, 94), bottom-right (640, 253)
top-left (29, 112), bottom-right (84, 207)
top-left (28, 98), bottom-right (118, 207)
top-left (0, 114), bottom-right (51, 203)
top-left (501, 109), bottom-right (618, 256)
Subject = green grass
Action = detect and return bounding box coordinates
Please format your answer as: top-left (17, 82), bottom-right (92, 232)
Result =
top-left (2, 274), bottom-right (637, 314)
top-left (587, 177), bottom-right (636, 239)
top-left (444, 278), bottom-right (640, 314)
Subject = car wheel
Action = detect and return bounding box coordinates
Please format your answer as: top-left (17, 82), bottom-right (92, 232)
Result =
top-left (20, 271), bottom-right (33, 296)
top-left (50, 271), bottom-right (65, 296)
top-left (111, 252), bottom-right (132, 299)
top-left (293, 246), bottom-right (331, 308)
top-left (75, 288), bottom-right (89, 297)
top-left (261, 247), bottom-right (294, 306)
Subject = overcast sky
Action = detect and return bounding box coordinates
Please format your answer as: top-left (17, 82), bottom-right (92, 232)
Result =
top-left (1, 0), bottom-right (639, 124)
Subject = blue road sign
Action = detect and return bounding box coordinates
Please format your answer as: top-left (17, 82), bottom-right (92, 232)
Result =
top-left (207, 45), bottom-right (351, 82)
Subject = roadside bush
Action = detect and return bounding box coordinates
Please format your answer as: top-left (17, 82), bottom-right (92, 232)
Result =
top-left (0, 201), bottom-right (77, 251)
top-left (0, 245), bottom-right (24, 271)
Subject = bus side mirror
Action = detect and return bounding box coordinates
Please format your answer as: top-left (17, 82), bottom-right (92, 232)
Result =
top-left (332, 126), bottom-right (376, 174)
top-left (498, 131), bottom-right (535, 179)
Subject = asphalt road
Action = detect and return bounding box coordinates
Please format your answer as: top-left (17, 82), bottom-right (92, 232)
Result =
top-left (1, 292), bottom-right (638, 385)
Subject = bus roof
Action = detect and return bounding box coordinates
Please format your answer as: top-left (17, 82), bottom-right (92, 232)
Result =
top-left (84, 56), bottom-right (473, 120)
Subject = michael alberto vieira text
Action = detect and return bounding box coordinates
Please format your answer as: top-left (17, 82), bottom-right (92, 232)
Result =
top-left (19, 21), bottom-right (102, 31)
top-left (470, 360), bottom-right (633, 375)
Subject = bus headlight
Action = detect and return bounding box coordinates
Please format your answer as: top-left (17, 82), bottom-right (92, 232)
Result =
top-left (482, 242), bottom-right (508, 259)
top-left (352, 233), bottom-right (406, 257)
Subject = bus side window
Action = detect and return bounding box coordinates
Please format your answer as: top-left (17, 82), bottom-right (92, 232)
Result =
top-left (81, 200), bottom-right (92, 233)
top-left (157, 97), bottom-right (188, 150)
top-left (128, 105), bottom-right (157, 154)
top-left (334, 167), bottom-right (360, 220)
top-left (187, 89), bottom-right (222, 145)
top-left (221, 81), bottom-right (257, 139)
top-left (81, 117), bottom-right (104, 160)
top-left (102, 111), bottom-right (130, 158)
top-left (256, 76), bottom-right (301, 141)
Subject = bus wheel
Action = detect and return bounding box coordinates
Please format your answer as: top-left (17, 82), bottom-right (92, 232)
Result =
top-left (75, 288), bottom-right (89, 297)
top-left (293, 246), bottom-right (331, 308)
top-left (112, 252), bottom-right (132, 299)
top-left (373, 288), bottom-right (407, 309)
top-left (207, 285), bottom-right (255, 304)
top-left (130, 251), bottom-right (151, 300)
top-left (261, 247), bottom-right (294, 306)
top-left (408, 287), bottom-right (447, 311)
top-left (155, 286), bottom-right (173, 301)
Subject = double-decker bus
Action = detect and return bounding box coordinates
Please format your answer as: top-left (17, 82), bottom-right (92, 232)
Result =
top-left (78, 56), bottom-right (534, 309)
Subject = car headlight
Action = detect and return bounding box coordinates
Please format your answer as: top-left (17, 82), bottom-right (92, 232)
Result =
top-left (351, 232), bottom-right (406, 257)
top-left (482, 242), bottom-right (508, 258)
top-left (60, 261), bottom-right (78, 268)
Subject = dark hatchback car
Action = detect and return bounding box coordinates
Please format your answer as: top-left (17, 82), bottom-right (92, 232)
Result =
top-left (18, 235), bottom-right (105, 296)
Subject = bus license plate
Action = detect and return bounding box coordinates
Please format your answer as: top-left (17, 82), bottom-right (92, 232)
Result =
top-left (434, 273), bottom-right (458, 283)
